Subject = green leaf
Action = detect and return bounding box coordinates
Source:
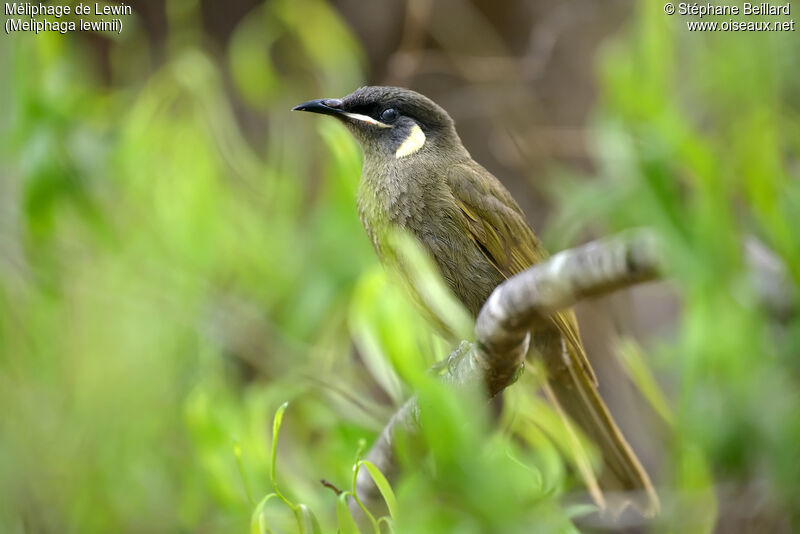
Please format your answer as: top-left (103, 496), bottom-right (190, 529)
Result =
top-left (250, 493), bottom-right (280, 534)
top-left (270, 402), bottom-right (289, 483)
top-left (357, 461), bottom-right (398, 518)
top-left (386, 229), bottom-right (473, 342)
top-left (376, 516), bottom-right (394, 534)
top-left (233, 438), bottom-right (255, 504)
top-left (616, 339), bottom-right (675, 427)
top-left (336, 492), bottom-right (361, 534)
top-left (564, 502), bottom-right (599, 519)
top-left (675, 444), bottom-right (717, 534)
top-left (295, 503), bottom-right (323, 534)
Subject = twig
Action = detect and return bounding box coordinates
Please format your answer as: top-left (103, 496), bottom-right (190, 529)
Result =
top-left (320, 479), bottom-right (343, 496)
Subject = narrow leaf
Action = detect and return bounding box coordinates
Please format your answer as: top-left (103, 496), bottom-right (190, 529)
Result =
top-left (295, 503), bottom-right (322, 534)
top-left (336, 492), bottom-right (361, 534)
top-left (250, 493), bottom-right (280, 534)
top-left (358, 461), bottom-right (398, 518)
top-left (270, 402), bottom-right (289, 483)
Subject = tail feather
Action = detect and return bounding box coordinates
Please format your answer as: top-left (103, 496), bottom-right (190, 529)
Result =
top-left (537, 329), bottom-right (659, 517)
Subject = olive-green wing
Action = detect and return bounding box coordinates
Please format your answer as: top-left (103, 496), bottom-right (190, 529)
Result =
top-left (446, 162), bottom-right (658, 513)
top-left (446, 162), bottom-right (597, 385)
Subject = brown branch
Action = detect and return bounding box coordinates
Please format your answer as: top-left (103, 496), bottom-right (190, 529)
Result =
top-left (352, 230), bottom-right (662, 515)
top-left (351, 229), bottom-right (795, 517)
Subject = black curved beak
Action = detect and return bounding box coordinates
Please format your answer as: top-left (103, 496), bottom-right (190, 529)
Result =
top-left (291, 98), bottom-right (344, 116)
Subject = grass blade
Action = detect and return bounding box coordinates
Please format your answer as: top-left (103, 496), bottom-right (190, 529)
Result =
top-left (250, 493), bottom-right (280, 534)
top-left (336, 492), bottom-right (361, 534)
top-left (271, 402), bottom-right (289, 483)
top-left (295, 503), bottom-right (322, 534)
top-left (357, 460), bottom-right (398, 518)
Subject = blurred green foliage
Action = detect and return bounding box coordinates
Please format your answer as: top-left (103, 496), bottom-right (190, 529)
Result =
top-left (1, 2), bottom-right (378, 531)
top-left (1, 1), bottom-right (799, 532)
top-left (548, 2), bottom-right (800, 529)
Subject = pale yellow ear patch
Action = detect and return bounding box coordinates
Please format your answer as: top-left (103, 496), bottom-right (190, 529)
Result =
top-left (395, 124), bottom-right (426, 158)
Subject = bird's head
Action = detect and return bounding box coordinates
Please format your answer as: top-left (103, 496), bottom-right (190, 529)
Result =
top-left (293, 86), bottom-right (465, 161)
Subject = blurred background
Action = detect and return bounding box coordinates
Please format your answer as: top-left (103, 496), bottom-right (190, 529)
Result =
top-left (1, 0), bottom-right (799, 532)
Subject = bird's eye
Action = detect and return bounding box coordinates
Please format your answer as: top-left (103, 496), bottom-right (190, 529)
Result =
top-left (380, 108), bottom-right (398, 123)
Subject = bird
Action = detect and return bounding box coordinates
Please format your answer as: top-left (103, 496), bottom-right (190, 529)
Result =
top-left (293, 86), bottom-right (658, 514)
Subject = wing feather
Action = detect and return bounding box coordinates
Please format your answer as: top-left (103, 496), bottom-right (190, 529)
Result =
top-left (447, 162), bottom-right (597, 385)
top-left (445, 162), bottom-right (657, 510)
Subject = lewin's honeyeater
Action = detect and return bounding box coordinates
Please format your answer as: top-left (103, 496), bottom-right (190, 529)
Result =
top-left (294, 86), bottom-right (657, 513)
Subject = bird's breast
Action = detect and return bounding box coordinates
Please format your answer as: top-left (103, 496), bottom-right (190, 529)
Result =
top-left (357, 163), bottom-right (426, 249)
top-left (356, 160), bottom-right (504, 315)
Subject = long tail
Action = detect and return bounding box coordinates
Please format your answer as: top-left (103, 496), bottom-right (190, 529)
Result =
top-left (536, 327), bottom-right (660, 517)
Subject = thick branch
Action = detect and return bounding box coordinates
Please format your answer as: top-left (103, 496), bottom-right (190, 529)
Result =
top-left (354, 230), bottom-right (662, 511)
top-left (352, 230), bottom-right (796, 515)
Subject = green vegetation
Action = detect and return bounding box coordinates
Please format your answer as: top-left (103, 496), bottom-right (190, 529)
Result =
top-left (1, 1), bottom-right (798, 532)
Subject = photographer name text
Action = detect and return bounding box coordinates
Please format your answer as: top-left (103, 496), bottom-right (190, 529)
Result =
top-left (663, 2), bottom-right (795, 31)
